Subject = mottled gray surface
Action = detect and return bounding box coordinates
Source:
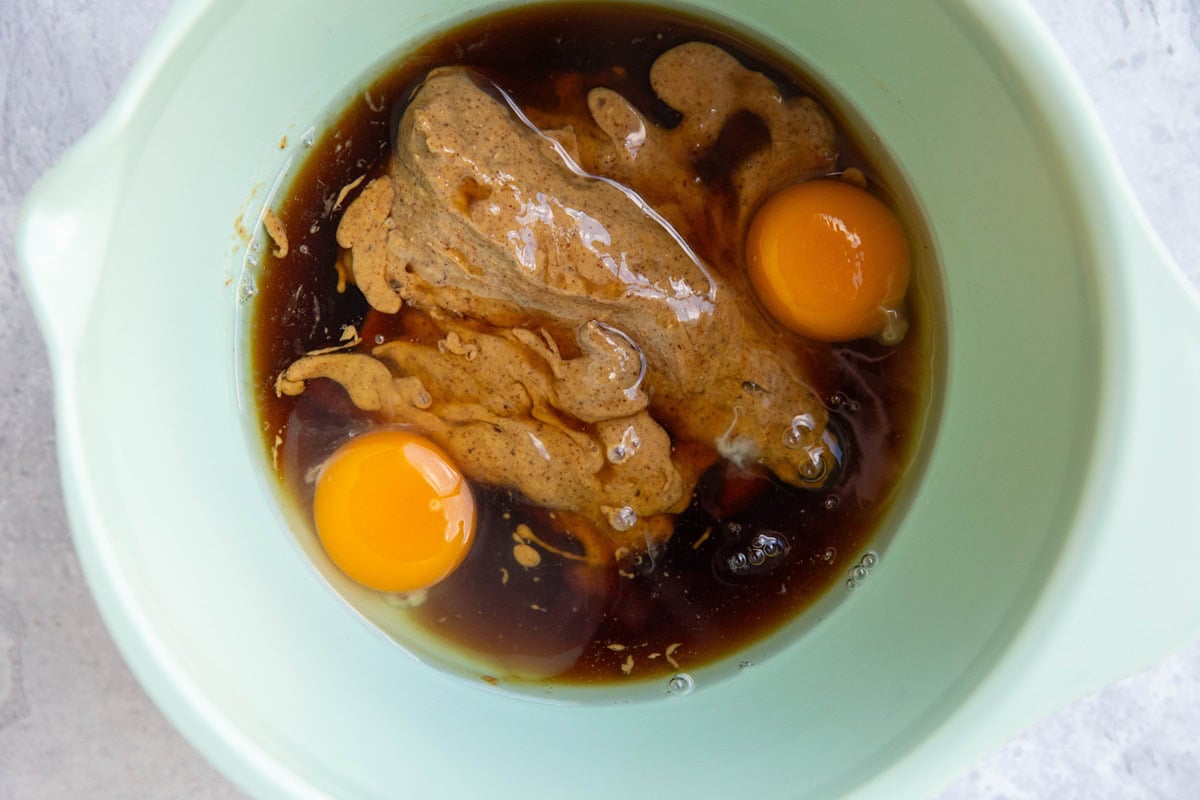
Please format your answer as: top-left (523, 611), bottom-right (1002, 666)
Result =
top-left (0, 0), bottom-right (1197, 798)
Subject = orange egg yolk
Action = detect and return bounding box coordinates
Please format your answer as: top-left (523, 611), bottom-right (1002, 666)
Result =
top-left (746, 179), bottom-right (910, 342)
top-left (313, 429), bottom-right (475, 593)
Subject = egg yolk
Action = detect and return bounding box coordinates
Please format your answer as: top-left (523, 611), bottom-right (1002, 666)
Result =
top-left (746, 179), bottom-right (910, 342)
top-left (313, 429), bottom-right (475, 593)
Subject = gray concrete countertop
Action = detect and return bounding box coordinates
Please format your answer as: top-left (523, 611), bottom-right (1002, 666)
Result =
top-left (1, 1), bottom-right (1197, 797)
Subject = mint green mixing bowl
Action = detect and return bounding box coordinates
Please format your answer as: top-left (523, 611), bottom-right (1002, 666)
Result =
top-left (17, 0), bottom-right (1200, 797)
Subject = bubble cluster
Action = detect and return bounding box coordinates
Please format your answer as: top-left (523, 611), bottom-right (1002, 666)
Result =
top-left (237, 275), bottom-right (258, 303)
top-left (845, 551), bottom-right (880, 591)
top-left (726, 531), bottom-right (790, 574)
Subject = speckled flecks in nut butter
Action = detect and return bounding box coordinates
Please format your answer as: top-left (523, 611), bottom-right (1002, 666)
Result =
top-left (278, 45), bottom-right (840, 562)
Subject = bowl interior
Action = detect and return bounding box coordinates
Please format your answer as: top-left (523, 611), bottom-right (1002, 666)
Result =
top-left (65, 0), bottom-right (1100, 796)
top-left (232, 0), bottom-right (949, 705)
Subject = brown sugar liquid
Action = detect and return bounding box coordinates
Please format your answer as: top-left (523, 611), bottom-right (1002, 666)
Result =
top-left (250, 3), bottom-right (938, 684)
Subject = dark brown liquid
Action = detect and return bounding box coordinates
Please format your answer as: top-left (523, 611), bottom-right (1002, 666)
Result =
top-left (250, 3), bottom-right (937, 685)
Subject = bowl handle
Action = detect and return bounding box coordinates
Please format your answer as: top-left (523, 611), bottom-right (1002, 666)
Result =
top-left (902, 222), bottom-right (1200, 800)
top-left (17, 129), bottom-right (130, 360)
top-left (1018, 218), bottom-right (1200, 707)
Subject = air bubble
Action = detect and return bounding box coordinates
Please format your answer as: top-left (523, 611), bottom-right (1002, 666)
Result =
top-left (762, 540), bottom-right (782, 558)
top-left (728, 552), bottom-right (749, 572)
top-left (822, 547), bottom-right (836, 562)
top-left (799, 451), bottom-right (827, 481)
top-left (374, 334), bottom-right (385, 344)
top-left (861, 552), bottom-right (879, 569)
top-left (667, 673), bottom-right (694, 696)
top-left (237, 275), bottom-right (258, 303)
top-left (606, 424), bottom-right (641, 465)
top-left (783, 415), bottom-right (816, 449)
top-left (846, 578), bottom-right (858, 591)
top-left (298, 244), bottom-right (309, 255)
top-left (783, 414), bottom-right (815, 449)
top-left (748, 548), bottom-right (766, 566)
top-left (852, 566), bottom-right (868, 580)
top-left (300, 127), bottom-right (316, 148)
top-left (783, 413), bottom-right (815, 449)
top-left (246, 252), bottom-right (260, 267)
top-left (605, 506), bottom-right (638, 532)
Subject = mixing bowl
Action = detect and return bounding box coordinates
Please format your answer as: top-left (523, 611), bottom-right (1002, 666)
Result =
top-left (17, 0), bottom-right (1200, 797)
